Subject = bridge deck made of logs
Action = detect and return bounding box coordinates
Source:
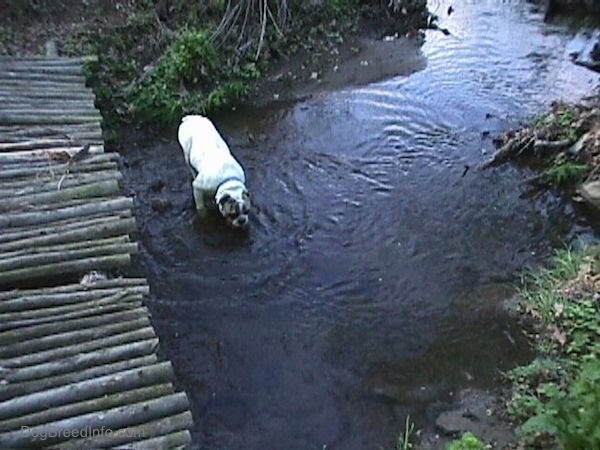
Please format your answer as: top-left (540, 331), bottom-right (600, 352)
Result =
top-left (0, 56), bottom-right (193, 449)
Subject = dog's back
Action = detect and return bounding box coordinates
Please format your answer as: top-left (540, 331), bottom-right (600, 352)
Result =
top-left (178, 115), bottom-right (231, 170)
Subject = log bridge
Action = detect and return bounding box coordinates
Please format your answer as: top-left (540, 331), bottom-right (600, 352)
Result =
top-left (0, 56), bottom-right (193, 448)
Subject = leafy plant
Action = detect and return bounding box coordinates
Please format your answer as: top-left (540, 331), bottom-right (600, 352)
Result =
top-left (129, 27), bottom-right (258, 125)
top-left (507, 244), bottom-right (600, 448)
top-left (520, 358), bottom-right (600, 450)
top-left (541, 153), bottom-right (590, 188)
top-left (445, 432), bottom-right (487, 450)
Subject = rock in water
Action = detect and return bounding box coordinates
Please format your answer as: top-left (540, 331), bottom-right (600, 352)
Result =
top-left (579, 180), bottom-right (600, 209)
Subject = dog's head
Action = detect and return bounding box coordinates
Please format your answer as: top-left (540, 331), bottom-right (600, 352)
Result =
top-left (217, 189), bottom-right (251, 228)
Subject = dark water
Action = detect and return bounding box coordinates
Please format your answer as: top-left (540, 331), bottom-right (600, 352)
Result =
top-left (118, 1), bottom-right (599, 449)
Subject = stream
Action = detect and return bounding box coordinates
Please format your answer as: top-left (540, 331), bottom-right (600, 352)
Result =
top-left (118, 1), bottom-right (599, 448)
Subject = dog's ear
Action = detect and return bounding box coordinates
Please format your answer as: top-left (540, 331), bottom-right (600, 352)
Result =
top-left (242, 190), bottom-right (251, 207)
top-left (218, 194), bottom-right (231, 207)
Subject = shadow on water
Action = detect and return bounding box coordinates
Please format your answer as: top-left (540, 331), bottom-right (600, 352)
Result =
top-left (116, 1), bottom-right (599, 449)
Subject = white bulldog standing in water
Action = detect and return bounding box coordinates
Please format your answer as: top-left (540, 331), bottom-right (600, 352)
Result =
top-left (177, 115), bottom-right (251, 228)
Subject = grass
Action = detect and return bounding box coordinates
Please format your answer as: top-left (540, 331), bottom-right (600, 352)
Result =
top-left (541, 154), bottom-right (590, 188)
top-left (388, 416), bottom-right (419, 450)
top-left (504, 244), bottom-right (600, 449)
top-left (445, 432), bottom-right (487, 450)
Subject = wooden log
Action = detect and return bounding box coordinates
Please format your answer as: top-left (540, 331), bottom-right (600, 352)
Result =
top-left (0, 109), bottom-right (101, 118)
top-left (0, 277), bottom-right (148, 302)
top-left (0, 307), bottom-right (149, 346)
top-left (0, 157), bottom-right (117, 173)
top-left (0, 327), bottom-right (156, 368)
top-left (0, 198), bottom-right (134, 228)
top-left (0, 153), bottom-right (118, 177)
top-left (55, 413), bottom-right (193, 450)
top-left (1, 171), bottom-right (121, 197)
top-left (0, 212), bottom-right (132, 245)
top-left (0, 361), bottom-right (175, 420)
top-left (0, 354), bottom-right (158, 402)
top-left (0, 392), bottom-right (190, 448)
top-left (0, 355), bottom-right (159, 401)
top-left (0, 235), bottom-right (136, 261)
top-left (0, 97), bottom-right (96, 111)
top-left (0, 171), bottom-right (121, 198)
top-left (0, 90), bottom-right (96, 101)
top-left (0, 122), bottom-right (102, 139)
top-left (0, 92), bottom-right (96, 102)
top-left (0, 163), bottom-right (119, 183)
top-left (0, 161), bottom-right (118, 179)
top-left (0, 253), bottom-right (132, 286)
top-left (0, 162), bottom-right (118, 188)
top-left (0, 114), bottom-right (101, 126)
top-left (0, 65), bottom-right (83, 75)
top-left (0, 293), bottom-right (143, 332)
top-left (0, 383), bottom-right (173, 433)
top-left (112, 430), bottom-right (193, 450)
top-left (0, 139), bottom-right (92, 152)
top-left (0, 179), bottom-right (121, 212)
top-left (0, 78), bottom-right (91, 88)
top-left (0, 55), bottom-right (97, 64)
top-left (6, 150), bottom-right (116, 164)
top-left (0, 315), bottom-right (150, 359)
top-left (2, 339), bottom-right (158, 383)
top-left (0, 219), bottom-right (136, 253)
top-left (0, 72), bottom-right (86, 83)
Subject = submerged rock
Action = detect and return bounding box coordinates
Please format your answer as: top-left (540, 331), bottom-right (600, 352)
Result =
top-left (433, 389), bottom-right (515, 447)
top-left (572, 30), bottom-right (600, 73)
top-left (579, 180), bottom-right (600, 209)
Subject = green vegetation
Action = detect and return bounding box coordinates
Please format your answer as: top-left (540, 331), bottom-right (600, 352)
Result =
top-left (391, 416), bottom-right (419, 450)
top-left (532, 104), bottom-right (579, 142)
top-left (445, 432), bottom-right (487, 450)
top-left (505, 245), bottom-right (600, 449)
top-left (129, 28), bottom-right (258, 125)
top-left (541, 154), bottom-right (590, 188)
top-left (55, 0), bottom-right (433, 130)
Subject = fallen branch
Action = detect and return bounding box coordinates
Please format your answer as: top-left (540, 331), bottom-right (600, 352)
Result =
top-left (532, 139), bottom-right (573, 152)
top-left (481, 134), bottom-right (536, 169)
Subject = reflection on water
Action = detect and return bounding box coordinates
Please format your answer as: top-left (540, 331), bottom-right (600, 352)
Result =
top-left (119, 1), bottom-right (599, 449)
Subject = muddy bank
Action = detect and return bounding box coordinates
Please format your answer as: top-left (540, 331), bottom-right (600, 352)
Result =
top-left (0, 0), bottom-right (435, 132)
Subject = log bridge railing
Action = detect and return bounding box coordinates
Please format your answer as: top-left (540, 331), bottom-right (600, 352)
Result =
top-left (0, 56), bottom-right (193, 448)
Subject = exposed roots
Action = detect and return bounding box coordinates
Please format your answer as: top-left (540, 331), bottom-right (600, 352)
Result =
top-left (211, 0), bottom-right (290, 60)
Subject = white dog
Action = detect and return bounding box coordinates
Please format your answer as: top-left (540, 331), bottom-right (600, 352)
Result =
top-left (177, 115), bottom-right (251, 228)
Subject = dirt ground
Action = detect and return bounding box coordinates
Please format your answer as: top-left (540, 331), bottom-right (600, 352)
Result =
top-left (0, 1), bottom-right (137, 55)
